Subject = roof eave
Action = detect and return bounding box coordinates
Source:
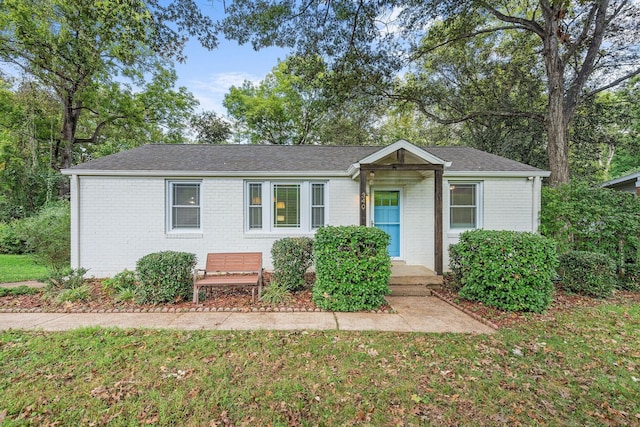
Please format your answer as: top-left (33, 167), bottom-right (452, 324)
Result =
top-left (444, 170), bottom-right (551, 178)
top-left (600, 172), bottom-right (640, 188)
top-left (61, 169), bottom-right (351, 178)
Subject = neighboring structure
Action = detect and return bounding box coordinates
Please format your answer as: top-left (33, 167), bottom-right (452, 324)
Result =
top-left (61, 140), bottom-right (550, 277)
top-left (601, 171), bottom-right (640, 196)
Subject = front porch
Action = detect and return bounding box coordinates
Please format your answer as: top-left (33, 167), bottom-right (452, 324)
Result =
top-left (389, 261), bottom-right (443, 296)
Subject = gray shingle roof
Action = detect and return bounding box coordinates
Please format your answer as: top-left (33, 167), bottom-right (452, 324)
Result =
top-left (67, 144), bottom-right (545, 173)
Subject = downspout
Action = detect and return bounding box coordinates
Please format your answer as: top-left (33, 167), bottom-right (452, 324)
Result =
top-left (531, 176), bottom-right (541, 233)
top-left (70, 173), bottom-right (81, 268)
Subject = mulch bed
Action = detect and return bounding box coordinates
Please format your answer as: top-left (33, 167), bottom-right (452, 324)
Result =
top-left (435, 286), bottom-right (640, 329)
top-left (0, 279), bottom-right (392, 314)
top-left (2, 278), bottom-right (638, 328)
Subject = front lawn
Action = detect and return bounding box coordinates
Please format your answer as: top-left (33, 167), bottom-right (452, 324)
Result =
top-left (1, 302), bottom-right (638, 425)
top-left (0, 255), bottom-right (48, 283)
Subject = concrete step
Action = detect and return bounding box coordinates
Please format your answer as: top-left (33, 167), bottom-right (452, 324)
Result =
top-left (389, 275), bottom-right (443, 286)
top-left (389, 284), bottom-right (432, 297)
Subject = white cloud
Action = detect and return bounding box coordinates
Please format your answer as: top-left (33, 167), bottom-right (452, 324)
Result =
top-left (184, 71), bottom-right (264, 114)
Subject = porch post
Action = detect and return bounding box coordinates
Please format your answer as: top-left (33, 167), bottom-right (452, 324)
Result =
top-left (434, 168), bottom-right (443, 275)
top-left (359, 166), bottom-right (367, 226)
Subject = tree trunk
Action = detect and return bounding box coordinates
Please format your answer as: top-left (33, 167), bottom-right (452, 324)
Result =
top-left (541, 1), bottom-right (570, 185)
top-left (57, 94), bottom-right (81, 196)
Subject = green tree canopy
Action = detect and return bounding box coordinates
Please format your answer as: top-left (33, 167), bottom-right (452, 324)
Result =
top-left (218, 0), bottom-right (640, 183)
top-left (0, 0), bottom-right (215, 194)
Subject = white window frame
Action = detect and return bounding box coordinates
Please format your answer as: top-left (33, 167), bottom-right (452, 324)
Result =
top-left (448, 181), bottom-right (483, 231)
top-left (167, 180), bottom-right (202, 233)
top-left (245, 180), bottom-right (327, 233)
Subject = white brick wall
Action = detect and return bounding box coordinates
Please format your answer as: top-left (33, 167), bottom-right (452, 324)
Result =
top-left (73, 174), bottom-right (541, 276)
top-left (75, 176), bottom-right (362, 276)
top-left (443, 177), bottom-right (540, 270)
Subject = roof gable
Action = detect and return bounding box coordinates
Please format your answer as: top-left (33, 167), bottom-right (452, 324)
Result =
top-left (357, 140), bottom-right (450, 166)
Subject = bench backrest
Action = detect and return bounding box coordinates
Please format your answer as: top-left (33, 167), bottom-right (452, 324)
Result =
top-left (205, 252), bottom-right (262, 273)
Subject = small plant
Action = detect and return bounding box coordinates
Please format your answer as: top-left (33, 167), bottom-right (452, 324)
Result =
top-left (558, 251), bottom-right (617, 298)
top-left (450, 230), bottom-right (558, 313)
top-left (0, 286), bottom-right (41, 297)
top-left (136, 251), bottom-right (197, 304)
top-left (47, 267), bottom-right (88, 290)
top-left (259, 280), bottom-right (293, 304)
top-left (56, 285), bottom-right (92, 303)
top-left (44, 267), bottom-right (91, 303)
top-left (114, 288), bottom-right (138, 302)
top-left (313, 226), bottom-right (391, 312)
top-left (271, 237), bottom-right (314, 291)
top-left (102, 269), bottom-right (139, 302)
top-left (102, 269), bottom-right (137, 293)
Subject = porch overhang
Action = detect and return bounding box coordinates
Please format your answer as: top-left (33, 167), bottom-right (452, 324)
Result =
top-left (351, 140), bottom-right (447, 275)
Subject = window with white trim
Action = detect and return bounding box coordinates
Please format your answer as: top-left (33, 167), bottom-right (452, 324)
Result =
top-left (246, 181), bottom-right (326, 232)
top-left (167, 181), bottom-right (201, 231)
top-left (449, 182), bottom-right (481, 229)
top-left (248, 183), bottom-right (263, 230)
top-left (311, 183), bottom-right (325, 229)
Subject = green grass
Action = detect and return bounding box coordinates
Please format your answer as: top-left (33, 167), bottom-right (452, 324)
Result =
top-left (0, 254), bottom-right (49, 283)
top-left (0, 302), bottom-right (639, 425)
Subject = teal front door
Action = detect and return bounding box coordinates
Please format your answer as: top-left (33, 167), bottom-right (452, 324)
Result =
top-left (373, 190), bottom-right (401, 257)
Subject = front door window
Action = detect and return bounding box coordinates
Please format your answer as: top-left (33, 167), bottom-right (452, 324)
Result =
top-left (373, 190), bottom-right (401, 257)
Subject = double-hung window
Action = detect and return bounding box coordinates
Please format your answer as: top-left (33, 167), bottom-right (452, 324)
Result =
top-left (246, 181), bottom-right (326, 232)
top-left (168, 181), bottom-right (201, 232)
top-left (311, 183), bottom-right (325, 229)
top-left (449, 182), bottom-right (482, 230)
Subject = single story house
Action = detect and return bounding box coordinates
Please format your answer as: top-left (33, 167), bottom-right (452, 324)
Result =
top-left (62, 140), bottom-right (550, 277)
top-left (601, 171), bottom-right (640, 196)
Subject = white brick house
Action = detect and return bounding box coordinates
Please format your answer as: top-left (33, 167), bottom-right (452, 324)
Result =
top-left (62, 140), bottom-right (550, 277)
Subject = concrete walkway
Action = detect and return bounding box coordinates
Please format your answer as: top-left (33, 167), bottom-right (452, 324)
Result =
top-left (0, 296), bottom-right (495, 333)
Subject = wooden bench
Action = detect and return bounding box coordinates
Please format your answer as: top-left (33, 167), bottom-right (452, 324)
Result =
top-left (192, 252), bottom-right (263, 303)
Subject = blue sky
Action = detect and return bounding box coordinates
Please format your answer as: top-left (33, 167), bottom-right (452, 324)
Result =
top-left (173, 3), bottom-right (290, 115)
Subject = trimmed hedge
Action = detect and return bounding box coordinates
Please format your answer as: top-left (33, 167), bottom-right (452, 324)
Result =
top-left (313, 226), bottom-right (391, 311)
top-left (271, 237), bottom-right (314, 291)
top-left (558, 251), bottom-right (616, 298)
top-left (450, 230), bottom-right (558, 313)
top-left (136, 251), bottom-right (197, 304)
top-left (540, 182), bottom-right (640, 266)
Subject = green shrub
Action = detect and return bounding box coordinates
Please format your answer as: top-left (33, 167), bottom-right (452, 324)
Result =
top-left (540, 182), bottom-right (640, 266)
top-left (450, 230), bottom-right (558, 313)
top-left (0, 221), bottom-right (28, 254)
top-left (259, 280), bottom-right (293, 304)
top-left (313, 226), bottom-right (391, 311)
top-left (558, 251), bottom-right (617, 298)
top-left (619, 263), bottom-right (640, 291)
top-left (271, 237), bottom-right (314, 291)
top-left (136, 251), bottom-right (197, 304)
top-left (19, 201), bottom-right (71, 268)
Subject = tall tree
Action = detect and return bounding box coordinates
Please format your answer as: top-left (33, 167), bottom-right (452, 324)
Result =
top-left (224, 56), bottom-right (328, 144)
top-left (0, 0), bottom-right (215, 194)
top-left (190, 111), bottom-right (232, 144)
top-left (224, 55), bottom-right (384, 145)
top-left (219, 0), bottom-right (640, 184)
